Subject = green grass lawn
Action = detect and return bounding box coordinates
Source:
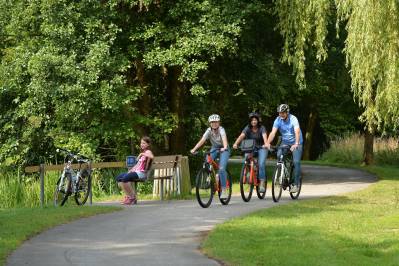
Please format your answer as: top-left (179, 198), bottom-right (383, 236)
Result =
top-left (0, 205), bottom-right (121, 265)
top-left (202, 165), bottom-right (399, 266)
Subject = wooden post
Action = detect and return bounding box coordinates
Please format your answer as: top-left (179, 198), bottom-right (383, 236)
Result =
top-left (179, 156), bottom-right (191, 196)
top-left (40, 164), bottom-right (45, 207)
top-left (160, 179), bottom-right (164, 200)
top-left (88, 162), bottom-right (92, 205)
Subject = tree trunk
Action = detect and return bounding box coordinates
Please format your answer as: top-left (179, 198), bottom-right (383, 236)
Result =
top-left (303, 111), bottom-right (317, 160)
top-left (168, 66), bottom-right (186, 154)
top-left (363, 129), bottom-right (374, 165)
top-left (126, 59), bottom-right (151, 155)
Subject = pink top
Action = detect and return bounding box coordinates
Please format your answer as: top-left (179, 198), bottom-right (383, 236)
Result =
top-left (129, 150), bottom-right (151, 173)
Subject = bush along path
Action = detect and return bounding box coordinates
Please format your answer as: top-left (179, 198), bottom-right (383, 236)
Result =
top-left (6, 164), bottom-right (376, 266)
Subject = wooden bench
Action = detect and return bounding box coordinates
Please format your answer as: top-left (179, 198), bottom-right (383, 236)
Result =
top-left (129, 155), bottom-right (180, 200)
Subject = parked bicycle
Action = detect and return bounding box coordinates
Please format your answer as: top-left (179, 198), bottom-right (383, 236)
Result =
top-left (271, 144), bottom-right (302, 202)
top-left (193, 150), bottom-right (233, 208)
top-left (239, 143), bottom-right (267, 202)
top-left (54, 148), bottom-right (92, 206)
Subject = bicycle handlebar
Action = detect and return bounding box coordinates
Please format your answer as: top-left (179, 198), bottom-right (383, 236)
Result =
top-left (56, 148), bottom-right (90, 161)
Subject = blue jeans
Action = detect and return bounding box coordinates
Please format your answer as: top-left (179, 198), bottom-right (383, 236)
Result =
top-left (245, 147), bottom-right (268, 181)
top-left (209, 147), bottom-right (230, 188)
top-left (277, 144), bottom-right (302, 186)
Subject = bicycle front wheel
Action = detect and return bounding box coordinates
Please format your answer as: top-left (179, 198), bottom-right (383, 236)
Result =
top-left (219, 170), bottom-right (232, 205)
top-left (272, 165), bottom-right (283, 202)
top-left (240, 163), bottom-right (253, 202)
top-left (195, 168), bottom-right (214, 208)
top-left (75, 169), bottom-right (92, 205)
top-left (290, 166), bottom-right (302, 199)
top-left (54, 173), bottom-right (72, 206)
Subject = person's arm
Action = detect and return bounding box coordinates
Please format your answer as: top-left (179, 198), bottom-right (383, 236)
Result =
top-left (220, 134), bottom-right (228, 152)
top-left (290, 127), bottom-right (301, 151)
top-left (262, 132), bottom-right (268, 148)
top-left (233, 133), bottom-right (246, 149)
top-left (144, 150), bottom-right (154, 160)
top-left (265, 127), bottom-right (278, 149)
top-left (290, 116), bottom-right (301, 151)
top-left (191, 137), bottom-right (206, 154)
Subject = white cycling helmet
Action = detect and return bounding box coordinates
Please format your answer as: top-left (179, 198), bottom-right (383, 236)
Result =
top-left (208, 114), bottom-right (221, 123)
top-left (277, 104), bottom-right (289, 113)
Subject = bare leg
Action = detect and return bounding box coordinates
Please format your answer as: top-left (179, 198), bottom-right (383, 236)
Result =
top-left (131, 182), bottom-right (137, 197)
top-left (121, 182), bottom-right (134, 198)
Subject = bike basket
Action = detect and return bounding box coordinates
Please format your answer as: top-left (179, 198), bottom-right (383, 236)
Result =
top-left (240, 139), bottom-right (256, 152)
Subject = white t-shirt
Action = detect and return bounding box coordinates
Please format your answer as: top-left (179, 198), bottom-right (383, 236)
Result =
top-left (202, 127), bottom-right (227, 148)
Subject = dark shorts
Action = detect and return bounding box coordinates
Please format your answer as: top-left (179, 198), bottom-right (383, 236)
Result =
top-left (116, 172), bottom-right (141, 183)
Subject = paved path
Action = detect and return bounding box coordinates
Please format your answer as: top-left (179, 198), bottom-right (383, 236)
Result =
top-left (7, 165), bottom-right (376, 266)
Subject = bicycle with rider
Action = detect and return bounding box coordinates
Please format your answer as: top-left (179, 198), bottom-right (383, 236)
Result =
top-left (265, 104), bottom-right (303, 193)
top-left (233, 112), bottom-right (268, 193)
top-left (190, 114), bottom-right (230, 199)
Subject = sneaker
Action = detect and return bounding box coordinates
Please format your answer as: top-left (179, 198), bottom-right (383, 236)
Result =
top-left (220, 189), bottom-right (228, 199)
top-left (122, 196), bottom-right (137, 205)
top-left (120, 195), bottom-right (129, 204)
top-left (259, 180), bottom-right (266, 193)
top-left (290, 185), bottom-right (299, 193)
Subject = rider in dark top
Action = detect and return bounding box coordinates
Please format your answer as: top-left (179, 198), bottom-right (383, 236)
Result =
top-left (233, 112), bottom-right (268, 193)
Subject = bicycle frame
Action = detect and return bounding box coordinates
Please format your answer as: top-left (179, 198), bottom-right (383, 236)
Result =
top-left (203, 151), bottom-right (230, 192)
top-left (204, 153), bottom-right (220, 191)
top-left (57, 150), bottom-right (88, 193)
top-left (276, 145), bottom-right (294, 188)
top-left (242, 152), bottom-right (259, 185)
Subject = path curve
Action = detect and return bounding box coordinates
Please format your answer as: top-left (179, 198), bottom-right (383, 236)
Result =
top-left (7, 165), bottom-right (376, 266)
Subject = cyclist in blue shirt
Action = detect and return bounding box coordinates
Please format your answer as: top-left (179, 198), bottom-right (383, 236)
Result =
top-left (265, 104), bottom-right (303, 192)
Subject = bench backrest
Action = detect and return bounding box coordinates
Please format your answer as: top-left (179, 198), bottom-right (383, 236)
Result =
top-left (150, 155), bottom-right (179, 170)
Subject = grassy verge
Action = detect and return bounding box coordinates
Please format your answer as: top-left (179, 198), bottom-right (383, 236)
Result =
top-left (0, 205), bottom-right (121, 265)
top-left (202, 165), bottom-right (399, 266)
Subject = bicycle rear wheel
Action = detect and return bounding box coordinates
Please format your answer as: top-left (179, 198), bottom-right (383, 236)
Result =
top-left (240, 163), bottom-right (253, 202)
top-left (54, 173), bottom-right (71, 206)
top-left (195, 168), bottom-right (214, 208)
top-left (74, 169), bottom-right (92, 205)
top-left (272, 165), bottom-right (283, 202)
top-left (219, 170), bottom-right (232, 205)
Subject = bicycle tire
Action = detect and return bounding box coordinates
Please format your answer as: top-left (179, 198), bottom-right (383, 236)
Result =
top-left (219, 170), bottom-right (232, 205)
top-left (54, 173), bottom-right (71, 206)
top-left (195, 168), bottom-right (214, 208)
top-left (74, 169), bottom-right (92, 205)
top-left (290, 166), bottom-right (302, 199)
top-left (240, 163), bottom-right (253, 202)
top-left (272, 165), bottom-right (283, 202)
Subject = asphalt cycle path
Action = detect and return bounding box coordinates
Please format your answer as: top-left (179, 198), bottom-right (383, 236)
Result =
top-left (7, 165), bottom-right (376, 266)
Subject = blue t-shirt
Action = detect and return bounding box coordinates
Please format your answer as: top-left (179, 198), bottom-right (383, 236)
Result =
top-left (272, 114), bottom-right (303, 145)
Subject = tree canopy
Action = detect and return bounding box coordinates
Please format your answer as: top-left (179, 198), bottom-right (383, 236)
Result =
top-left (1, 0), bottom-right (396, 167)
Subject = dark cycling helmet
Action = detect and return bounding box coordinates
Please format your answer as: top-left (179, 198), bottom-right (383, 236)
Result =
top-left (248, 112), bottom-right (261, 126)
top-left (277, 104), bottom-right (289, 113)
top-left (248, 112), bottom-right (261, 121)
